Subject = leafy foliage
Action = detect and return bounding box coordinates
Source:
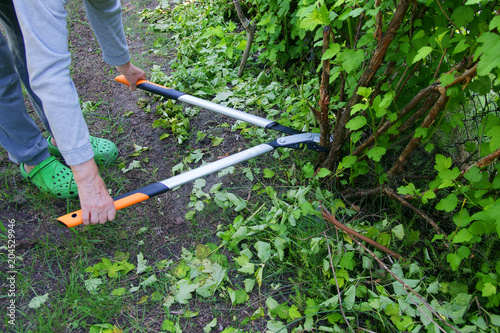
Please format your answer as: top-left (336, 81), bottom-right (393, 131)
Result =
top-left (132, 0), bottom-right (500, 331)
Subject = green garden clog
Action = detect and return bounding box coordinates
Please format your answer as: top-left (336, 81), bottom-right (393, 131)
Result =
top-left (47, 136), bottom-right (118, 165)
top-left (20, 156), bottom-right (78, 199)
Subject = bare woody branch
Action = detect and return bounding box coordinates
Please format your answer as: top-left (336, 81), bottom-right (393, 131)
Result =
top-left (321, 207), bottom-right (405, 260)
top-left (234, 0), bottom-right (255, 77)
top-left (322, 0), bottom-right (411, 170)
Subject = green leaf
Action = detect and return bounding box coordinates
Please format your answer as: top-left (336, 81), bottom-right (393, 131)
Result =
top-left (114, 251), bottom-right (130, 262)
top-left (422, 190), bottom-right (436, 203)
top-left (267, 299), bottom-right (290, 321)
top-left (211, 137), bottom-right (224, 146)
top-left (228, 288), bottom-right (249, 305)
top-left (317, 168), bottom-right (331, 178)
top-left (481, 282), bottom-right (497, 297)
top-left (255, 266), bottom-right (263, 287)
top-left (203, 318), bottom-right (217, 333)
top-left (266, 320), bottom-right (287, 333)
top-left (212, 91), bottom-right (233, 103)
top-left (414, 127), bottom-right (428, 139)
top-left (195, 244), bottom-right (211, 260)
top-left (108, 263), bottom-right (125, 278)
top-left (338, 49), bottom-right (365, 73)
top-left (302, 162), bottom-right (315, 178)
top-left (300, 7), bottom-right (328, 31)
top-left (175, 279), bottom-right (199, 304)
top-left (487, 126), bottom-right (500, 151)
top-left (341, 155), bottom-right (357, 168)
top-left (451, 6), bottom-right (474, 27)
top-left (344, 285), bottom-right (356, 310)
top-left (28, 293), bottom-right (49, 309)
top-left (346, 116), bottom-right (367, 131)
top-left (161, 319), bottom-right (176, 333)
top-left (435, 154), bottom-right (452, 172)
top-left (452, 229), bottom-right (473, 243)
top-left (274, 237), bottom-right (286, 261)
top-left (339, 252), bottom-right (355, 270)
top-left (436, 193), bottom-right (459, 212)
top-left (412, 46), bottom-right (433, 64)
top-left (490, 15), bottom-right (500, 31)
top-left (217, 166), bottom-right (234, 177)
top-left (392, 225), bottom-right (405, 240)
top-left (397, 183), bottom-right (419, 196)
top-left (251, 307), bottom-right (265, 321)
top-left (469, 75), bottom-right (492, 95)
top-left (366, 146), bottom-right (387, 162)
top-left (427, 281), bottom-right (440, 294)
top-left (439, 167), bottom-right (460, 181)
top-left (489, 313), bottom-right (500, 326)
top-left (140, 275), bottom-right (158, 287)
top-left (263, 168), bottom-right (275, 178)
top-left (236, 256), bottom-right (255, 274)
top-left (172, 261), bottom-right (190, 279)
top-left (357, 87), bottom-right (373, 98)
top-left (447, 253), bottom-right (462, 271)
top-left (377, 233), bottom-right (391, 247)
top-left (84, 279), bottom-right (102, 294)
top-left (111, 288), bottom-right (127, 296)
top-left (289, 305), bottom-right (302, 320)
top-left (266, 296), bottom-right (280, 319)
top-left (476, 33), bottom-right (500, 76)
top-left (440, 72), bottom-right (455, 87)
top-left (321, 43), bottom-right (341, 60)
top-left (453, 39), bottom-right (469, 54)
top-left (453, 210), bottom-right (472, 228)
top-left (254, 241), bottom-right (272, 262)
top-left (457, 246), bottom-right (471, 259)
top-left (137, 252), bottom-right (149, 274)
top-left (89, 323), bottom-right (119, 333)
top-left (464, 166), bottom-right (482, 183)
top-left (244, 278), bottom-right (256, 293)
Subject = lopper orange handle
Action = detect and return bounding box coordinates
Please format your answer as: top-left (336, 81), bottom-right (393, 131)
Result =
top-left (115, 75), bottom-right (185, 100)
top-left (57, 193), bottom-right (149, 228)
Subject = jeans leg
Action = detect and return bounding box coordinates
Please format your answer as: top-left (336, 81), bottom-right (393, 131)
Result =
top-left (0, 1), bottom-right (49, 166)
top-left (0, 0), bottom-right (51, 134)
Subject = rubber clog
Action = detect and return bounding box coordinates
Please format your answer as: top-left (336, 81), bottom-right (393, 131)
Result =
top-left (47, 136), bottom-right (118, 165)
top-left (20, 156), bottom-right (78, 199)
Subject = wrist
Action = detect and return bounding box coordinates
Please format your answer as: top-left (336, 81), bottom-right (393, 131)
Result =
top-left (116, 61), bottom-right (132, 73)
top-left (70, 158), bottom-right (99, 182)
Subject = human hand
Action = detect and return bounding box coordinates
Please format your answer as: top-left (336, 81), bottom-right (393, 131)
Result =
top-left (116, 61), bottom-right (146, 91)
top-left (71, 159), bottom-right (116, 225)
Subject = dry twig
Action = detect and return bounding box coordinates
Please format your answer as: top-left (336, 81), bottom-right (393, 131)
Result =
top-left (321, 207), bottom-right (404, 260)
top-left (324, 231), bottom-right (354, 332)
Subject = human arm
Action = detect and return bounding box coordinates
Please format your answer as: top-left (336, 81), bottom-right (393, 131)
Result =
top-left (71, 159), bottom-right (116, 225)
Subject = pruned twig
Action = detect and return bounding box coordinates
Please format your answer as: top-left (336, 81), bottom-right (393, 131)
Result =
top-left (321, 207), bottom-right (405, 260)
top-left (324, 231), bottom-right (354, 333)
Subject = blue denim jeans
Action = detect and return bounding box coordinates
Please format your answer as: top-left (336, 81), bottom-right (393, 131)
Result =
top-left (0, 0), bottom-right (50, 165)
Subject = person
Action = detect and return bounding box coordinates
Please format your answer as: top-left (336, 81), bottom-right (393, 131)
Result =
top-left (0, 0), bottom-right (146, 225)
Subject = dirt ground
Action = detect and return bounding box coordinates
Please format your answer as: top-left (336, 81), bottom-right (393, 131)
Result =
top-left (0, 0), bottom-right (248, 248)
